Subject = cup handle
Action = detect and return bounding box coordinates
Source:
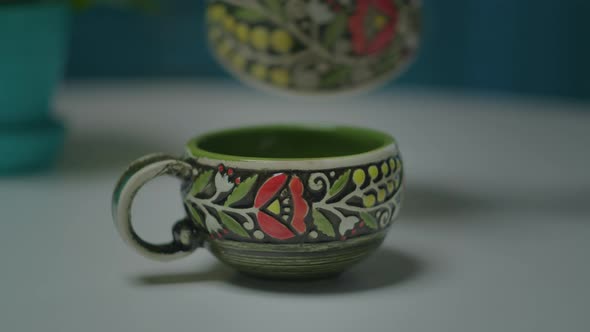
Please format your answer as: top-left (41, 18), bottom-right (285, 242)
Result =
top-left (112, 154), bottom-right (203, 261)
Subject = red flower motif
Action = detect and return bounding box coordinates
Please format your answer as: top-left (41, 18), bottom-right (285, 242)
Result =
top-left (254, 173), bottom-right (309, 240)
top-left (349, 0), bottom-right (399, 55)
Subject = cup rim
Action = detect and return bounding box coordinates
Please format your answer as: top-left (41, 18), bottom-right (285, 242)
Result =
top-left (185, 124), bottom-right (398, 170)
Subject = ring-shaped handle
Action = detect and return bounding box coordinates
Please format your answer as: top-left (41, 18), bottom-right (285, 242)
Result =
top-left (112, 154), bottom-right (202, 261)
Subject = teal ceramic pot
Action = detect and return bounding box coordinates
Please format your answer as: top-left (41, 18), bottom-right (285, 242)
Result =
top-left (0, 3), bottom-right (69, 173)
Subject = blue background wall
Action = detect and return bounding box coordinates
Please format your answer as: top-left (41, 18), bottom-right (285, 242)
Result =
top-left (66, 0), bottom-right (590, 100)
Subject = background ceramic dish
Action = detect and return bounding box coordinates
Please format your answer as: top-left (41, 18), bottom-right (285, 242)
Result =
top-left (206, 0), bottom-right (421, 95)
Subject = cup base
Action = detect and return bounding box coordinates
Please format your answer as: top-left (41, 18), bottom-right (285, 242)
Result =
top-left (206, 232), bottom-right (386, 280)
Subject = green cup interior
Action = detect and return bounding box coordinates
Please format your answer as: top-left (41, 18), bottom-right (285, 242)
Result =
top-left (187, 125), bottom-right (394, 161)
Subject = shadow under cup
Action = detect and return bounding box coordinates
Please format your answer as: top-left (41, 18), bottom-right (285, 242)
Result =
top-left (113, 125), bottom-right (404, 280)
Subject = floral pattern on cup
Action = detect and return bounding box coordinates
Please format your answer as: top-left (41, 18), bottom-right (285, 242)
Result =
top-left (206, 0), bottom-right (421, 94)
top-left (254, 173), bottom-right (309, 240)
top-left (182, 155), bottom-right (403, 243)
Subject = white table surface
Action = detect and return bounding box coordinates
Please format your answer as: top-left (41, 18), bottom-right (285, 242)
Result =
top-left (1, 81), bottom-right (589, 332)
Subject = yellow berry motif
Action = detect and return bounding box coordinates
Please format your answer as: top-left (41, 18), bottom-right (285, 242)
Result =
top-left (389, 158), bottom-right (396, 172)
top-left (270, 29), bottom-right (294, 54)
top-left (223, 16), bottom-right (236, 33)
top-left (352, 169), bottom-right (365, 187)
top-left (363, 194), bottom-right (376, 207)
top-left (381, 162), bottom-right (389, 176)
top-left (368, 165), bottom-right (379, 180)
top-left (231, 54), bottom-right (246, 70)
top-left (377, 189), bottom-right (387, 202)
top-left (216, 39), bottom-right (233, 58)
top-left (387, 180), bottom-right (394, 193)
top-left (270, 68), bottom-right (289, 87)
top-left (207, 4), bottom-right (226, 22)
top-left (235, 24), bottom-right (250, 43)
top-left (250, 63), bottom-right (268, 80)
top-left (250, 26), bottom-right (269, 51)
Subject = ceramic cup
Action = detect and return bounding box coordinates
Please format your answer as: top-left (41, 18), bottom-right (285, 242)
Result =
top-left (112, 125), bottom-right (404, 279)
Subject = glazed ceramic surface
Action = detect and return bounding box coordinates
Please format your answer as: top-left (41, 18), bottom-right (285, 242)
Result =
top-left (206, 0), bottom-right (421, 95)
top-left (113, 125), bottom-right (404, 279)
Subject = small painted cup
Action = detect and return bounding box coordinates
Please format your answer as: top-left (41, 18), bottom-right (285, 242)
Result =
top-left (112, 125), bottom-right (404, 279)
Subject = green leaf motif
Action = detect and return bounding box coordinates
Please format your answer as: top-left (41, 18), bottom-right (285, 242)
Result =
top-left (189, 170), bottom-right (213, 196)
top-left (312, 209), bottom-right (336, 237)
top-left (360, 212), bottom-right (379, 230)
top-left (328, 169), bottom-right (351, 198)
top-left (234, 8), bottom-right (267, 22)
top-left (224, 175), bottom-right (259, 207)
top-left (218, 211), bottom-right (250, 238)
top-left (320, 65), bottom-right (352, 88)
top-left (322, 12), bottom-right (348, 50)
top-left (187, 204), bottom-right (205, 228)
top-left (261, 0), bottom-right (283, 18)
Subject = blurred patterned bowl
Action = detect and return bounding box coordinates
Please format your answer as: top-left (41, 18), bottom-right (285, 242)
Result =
top-left (206, 0), bottom-right (421, 95)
